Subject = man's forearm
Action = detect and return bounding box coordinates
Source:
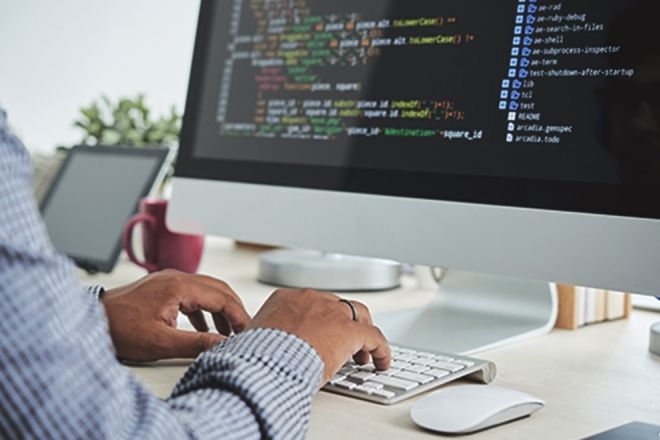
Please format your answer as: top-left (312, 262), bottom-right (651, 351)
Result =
top-left (0, 110), bottom-right (322, 439)
top-left (169, 329), bottom-right (323, 439)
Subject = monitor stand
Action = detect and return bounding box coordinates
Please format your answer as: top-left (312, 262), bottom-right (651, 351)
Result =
top-left (374, 270), bottom-right (558, 355)
top-left (258, 249), bottom-right (402, 292)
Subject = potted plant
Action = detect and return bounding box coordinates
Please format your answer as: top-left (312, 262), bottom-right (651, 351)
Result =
top-left (73, 94), bottom-right (181, 149)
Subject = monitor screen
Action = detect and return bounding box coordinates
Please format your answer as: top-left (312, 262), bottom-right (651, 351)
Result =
top-left (177, 0), bottom-right (660, 219)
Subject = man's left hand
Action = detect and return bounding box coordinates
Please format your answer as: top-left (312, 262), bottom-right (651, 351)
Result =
top-left (101, 270), bottom-right (250, 362)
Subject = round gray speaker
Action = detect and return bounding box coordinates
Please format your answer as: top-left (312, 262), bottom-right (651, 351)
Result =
top-left (651, 322), bottom-right (660, 356)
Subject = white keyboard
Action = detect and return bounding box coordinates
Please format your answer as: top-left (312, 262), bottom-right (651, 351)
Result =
top-left (322, 345), bottom-right (496, 405)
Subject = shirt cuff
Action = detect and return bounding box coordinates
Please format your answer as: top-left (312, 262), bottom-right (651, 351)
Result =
top-left (85, 285), bottom-right (105, 301)
top-left (219, 328), bottom-right (324, 384)
top-left (171, 328), bottom-right (324, 439)
top-left (210, 328), bottom-right (324, 389)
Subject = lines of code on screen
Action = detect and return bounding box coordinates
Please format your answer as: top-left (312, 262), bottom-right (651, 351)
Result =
top-left (217, 0), bottom-right (484, 143)
top-left (193, 0), bottom-right (654, 185)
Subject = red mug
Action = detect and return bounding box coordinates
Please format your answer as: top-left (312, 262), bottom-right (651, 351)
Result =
top-left (123, 198), bottom-right (204, 273)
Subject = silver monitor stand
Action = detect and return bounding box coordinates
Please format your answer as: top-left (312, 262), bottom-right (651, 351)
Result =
top-left (258, 249), bottom-right (557, 354)
top-left (375, 270), bottom-right (557, 355)
top-left (258, 249), bottom-right (402, 291)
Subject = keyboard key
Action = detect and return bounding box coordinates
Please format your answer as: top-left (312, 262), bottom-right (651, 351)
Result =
top-left (329, 374), bottom-right (347, 384)
top-left (372, 389), bottom-right (396, 399)
top-left (454, 359), bottom-right (475, 367)
top-left (392, 371), bottom-right (435, 384)
top-left (354, 385), bottom-right (375, 395)
top-left (361, 382), bottom-right (384, 390)
top-left (427, 362), bottom-right (448, 371)
top-left (357, 364), bottom-right (376, 372)
top-left (443, 363), bottom-right (466, 373)
top-left (426, 368), bottom-right (451, 379)
top-left (390, 361), bottom-right (409, 369)
top-left (429, 361), bottom-right (464, 373)
top-left (349, 372), bottom-right (376, 383)
top-left (410, 357), bottom-right (434, 366)
top-left (334, 380), bottom-right (357, 390)
top-left (370, 375), bottom-right (418, 391)
top-left (403, 364), bottom-right (430, 374)
top-left (378, 369), bottom-right (401, 376)
top-left (414, 350), bottom-right (438, 358)
top-left (396, 354), bottom-right (417, 362)
top-left (449, 364), bottom-right (466, 372)
top-left (339, 366), bottom-right (358, 375)
top-left (396, 348), bottom-right (416, 355)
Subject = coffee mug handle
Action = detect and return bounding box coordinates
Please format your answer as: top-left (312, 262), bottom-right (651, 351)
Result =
top-left (123, 214), bottom-right (158, 273)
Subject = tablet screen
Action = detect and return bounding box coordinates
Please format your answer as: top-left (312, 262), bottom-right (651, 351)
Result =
top-left (41, 147), bottom-right (168, 272)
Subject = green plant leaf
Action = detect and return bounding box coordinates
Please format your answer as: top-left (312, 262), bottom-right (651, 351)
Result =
top-left (73, 93), bottom-right (182, 149)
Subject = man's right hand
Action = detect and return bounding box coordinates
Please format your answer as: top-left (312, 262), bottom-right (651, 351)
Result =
top-left (248, 289), bottom-right (391, 384)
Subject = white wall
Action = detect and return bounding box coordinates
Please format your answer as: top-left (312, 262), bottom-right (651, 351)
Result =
top-left (0, 0), bottom-right (200, 152)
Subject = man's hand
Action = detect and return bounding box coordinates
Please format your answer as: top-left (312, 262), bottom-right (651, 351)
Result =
top-left (101, 270), bottom-right (250, 362)
top-left (248, 289), bottom-right (391, 384)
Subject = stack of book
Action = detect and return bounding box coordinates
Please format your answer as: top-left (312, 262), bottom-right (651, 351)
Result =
top-left (555, 285), bottom-right (632, 330)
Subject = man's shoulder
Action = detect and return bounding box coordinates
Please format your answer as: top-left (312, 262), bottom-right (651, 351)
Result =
top-left (0, 108), bottom-right (30, 171)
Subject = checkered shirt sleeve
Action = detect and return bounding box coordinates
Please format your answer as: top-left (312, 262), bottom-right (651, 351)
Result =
top-left (0, 109), bottom-right (323, 439)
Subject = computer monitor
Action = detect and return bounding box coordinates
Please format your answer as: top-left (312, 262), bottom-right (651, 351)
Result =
top-left (169, 0), bottom-right (660, 353)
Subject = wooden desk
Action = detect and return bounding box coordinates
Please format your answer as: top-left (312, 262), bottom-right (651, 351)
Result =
top-left (81, 238), bottom-right (660, 439)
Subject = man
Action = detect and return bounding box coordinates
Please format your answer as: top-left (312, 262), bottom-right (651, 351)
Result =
top-left (0, 108), bottom-right (391, 439)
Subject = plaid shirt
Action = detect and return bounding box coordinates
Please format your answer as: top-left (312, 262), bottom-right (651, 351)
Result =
top-left (0, 109), bottom-right (323, 439)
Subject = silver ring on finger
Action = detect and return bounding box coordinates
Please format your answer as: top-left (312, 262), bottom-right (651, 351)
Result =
top-left (338, 299), bottom-right (359, 322)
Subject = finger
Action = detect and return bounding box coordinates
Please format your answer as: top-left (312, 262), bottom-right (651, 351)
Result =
top-left (193, 277), bottom-right (251, 332)
top-left (160, 327), bottom-right (226, 359)
top-left (184, 310), bottom-right (209, 332)
top-left (338, 300), bottom-right (372, 326)
top-left (352, 301), bottom-right (373, 326)
top-left (212, 313), bottom-right (232, 337)
top-left (337, 300), bottom-right (375, 365)
top-left (176, 278), bottom-right (251, 334)
top-left (353, 350), bottom-right (371, 365)
top-left (212, 298), bottom-right (252, 334)
top-left (194, 275), bottom-right (247, 310)
top-left (359, 325), bottom-right (391, 371)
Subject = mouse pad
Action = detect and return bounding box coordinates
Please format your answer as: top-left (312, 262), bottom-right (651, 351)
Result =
top-left (583, 422), bottom-right (660, 440)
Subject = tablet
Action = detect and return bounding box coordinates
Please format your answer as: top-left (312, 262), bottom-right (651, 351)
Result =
top-left (584, 422), bottom-right (660, 440)
top-left (40, 146), bottom-right (170, 273)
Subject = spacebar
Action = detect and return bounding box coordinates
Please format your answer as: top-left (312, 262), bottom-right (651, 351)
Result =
top-left (369, 375), bottom-right (418, 391)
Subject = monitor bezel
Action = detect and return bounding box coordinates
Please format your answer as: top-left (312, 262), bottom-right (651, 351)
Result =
top-left (176, 0), bottom-right (660, 221)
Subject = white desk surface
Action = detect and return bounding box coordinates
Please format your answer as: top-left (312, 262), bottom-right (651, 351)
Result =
top-left (81, 237), bottom-right (660, 439)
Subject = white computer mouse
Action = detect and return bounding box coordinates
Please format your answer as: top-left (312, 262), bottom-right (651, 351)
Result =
top-left (411, 384), bottom-right (544, 435)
